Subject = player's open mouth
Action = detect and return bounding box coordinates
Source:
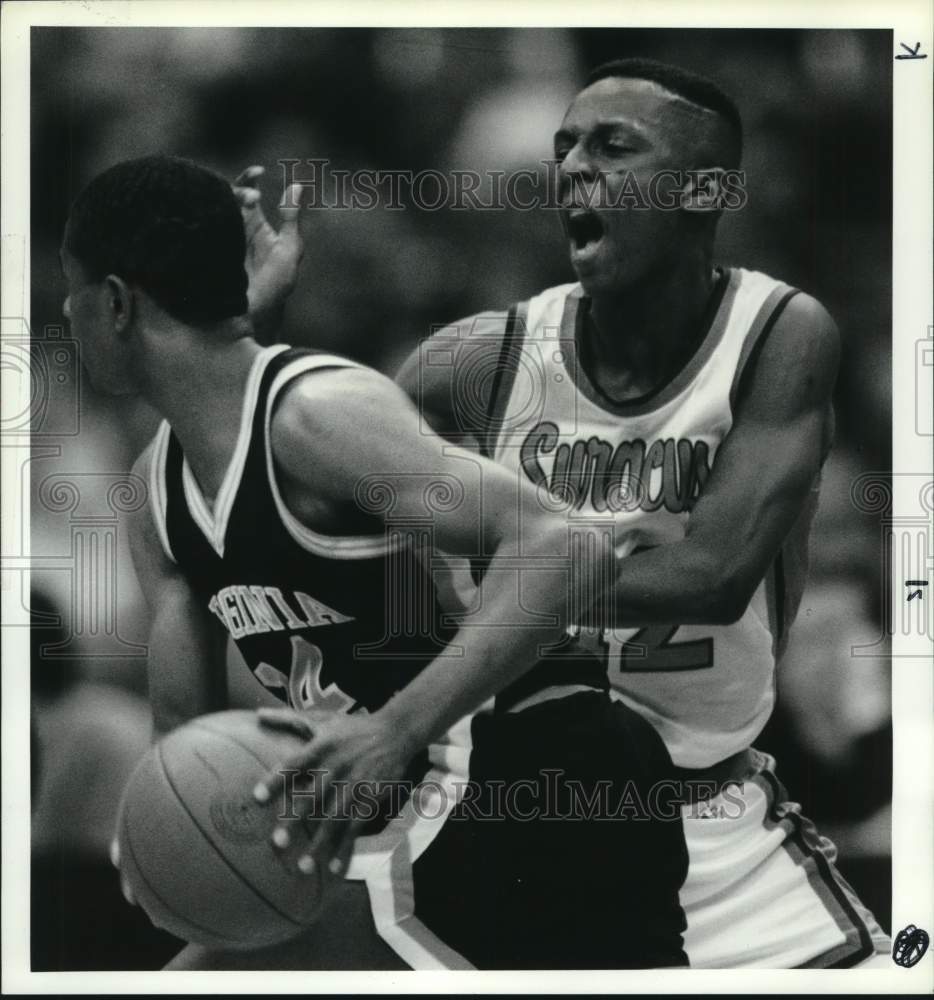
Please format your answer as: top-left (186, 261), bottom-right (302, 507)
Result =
top-left (566, 210), bottom-right (605, 262)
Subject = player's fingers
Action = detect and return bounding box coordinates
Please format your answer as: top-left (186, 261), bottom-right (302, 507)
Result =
top-left (277, 183), bottom-right (304, 237)
top-left (233, 187), bottom-right (263, 209)
top-left (269, 758), bottom-right (334, 859)
top-left (303, 814), bottom-right (346, 878)
top-left (284, 751), bottom-right (356, 872)
top-left (256, 739), bottom-right (336, 814)
top-left (303, 765), bottom-right (356, 870)
top-left (274, 185), bottom-right (305, 267)
top-left (233, 164), bottom-right (265, 188)
top-left (254, 762), bottom-right (299, 805)
top-left (253, 713), bottom-right (322, 804)
top-left (120, 872), bottom-right (136, 906)
top-left (300, 708), bottom-right (339, 729)
top-left (328, 816), bottom-right (365, 878)
top-left (238, 197), bottom-right (272, 248)
top-left (256, 706), bottom-right (314, 740)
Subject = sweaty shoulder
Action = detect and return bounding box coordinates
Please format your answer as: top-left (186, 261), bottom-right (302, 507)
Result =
top-left (272, 363), bottom-right (397, 439)
top-left (393, 308), bottom-right (516, 445)
top-left (269, 365), bottom-right (410, 482)
top-left (734, 289), bottom-right (840, 422)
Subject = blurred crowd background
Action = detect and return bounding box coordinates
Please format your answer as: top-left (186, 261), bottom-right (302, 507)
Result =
top-left (28, 27), bottom-right (893, 969)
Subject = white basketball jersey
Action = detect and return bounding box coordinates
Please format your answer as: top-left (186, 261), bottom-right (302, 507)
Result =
top-left (488, 268), bottom-right (817, 767)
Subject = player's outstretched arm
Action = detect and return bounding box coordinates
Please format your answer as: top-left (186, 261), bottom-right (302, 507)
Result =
top-left (270, 365), bottom-right (577, 705)
top-left (394, 310), bottom-right (512, 446)
top-left (127, 444), bottom-right (228, 739)
top-left (255, 366), bottom-right (598, 873)
top-left (604, 292), bottom-right (840, 627)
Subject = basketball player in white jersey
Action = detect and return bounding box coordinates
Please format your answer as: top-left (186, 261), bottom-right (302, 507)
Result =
top-left (395, 58), bottom-right (890, 968)
top-left (64, 155), bottom-right (689, 969)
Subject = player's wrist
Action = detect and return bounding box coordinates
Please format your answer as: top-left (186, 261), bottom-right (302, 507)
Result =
top-left (248, 301), bottom-right (285, 346)
top-left (373, 695), bottom-right (433, 759)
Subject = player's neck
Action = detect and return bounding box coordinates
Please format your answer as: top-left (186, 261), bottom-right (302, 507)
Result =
top-left (140, 318), bottom-right (264, 501)
top-left (587, 254), bottom-right (718, 389)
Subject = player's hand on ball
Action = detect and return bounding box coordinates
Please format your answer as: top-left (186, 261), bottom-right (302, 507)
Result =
top-left (232, 165), bottom-right (305, 338)
top-left (253, 707), bottom-right (415, 879)
top-left (109, 836), bottom-right (137, 907)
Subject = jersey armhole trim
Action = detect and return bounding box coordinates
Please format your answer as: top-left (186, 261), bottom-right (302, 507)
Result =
top-left (263, 357), bottom-right (401, 559)
top-left (480, 301), bottom-right (528, 459)
top-left (764, 550), bottom-right (787, 662)
top-left (732, 284), bottom-right (800, 659)
top-left (728, 285), bottom-right (801, 413)
top-left (148, 420), bottom-right (177, 565)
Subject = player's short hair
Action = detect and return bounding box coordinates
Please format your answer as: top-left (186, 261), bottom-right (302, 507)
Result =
top-left (584, 58), bottom-right (743, 168)
top-left (64, 155), bottom-right (248, 325)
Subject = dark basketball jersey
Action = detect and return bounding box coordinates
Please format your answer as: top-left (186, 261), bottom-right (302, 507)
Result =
top-left (147, 346), bottom-right (692, 972)
top-left (148, 345), bottom-right (455, 714)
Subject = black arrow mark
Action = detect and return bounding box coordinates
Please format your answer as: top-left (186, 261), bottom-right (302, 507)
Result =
top-left (896, 42), bottom-right (927, 60)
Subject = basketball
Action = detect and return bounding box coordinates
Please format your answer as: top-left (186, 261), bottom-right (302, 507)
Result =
top-left (116, 710), bottom-right (324, 950)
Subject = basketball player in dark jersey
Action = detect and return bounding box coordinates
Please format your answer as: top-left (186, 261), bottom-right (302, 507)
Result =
top-left (61, 155), bottom-right (689, 969)
top-left (393, 59), bottom-right (889, 967)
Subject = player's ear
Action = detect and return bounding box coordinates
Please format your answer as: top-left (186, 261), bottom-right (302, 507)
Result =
top-left (103, 274), bottom-right (134, 334)
top-left (679, 167), bottom-right (727, 213)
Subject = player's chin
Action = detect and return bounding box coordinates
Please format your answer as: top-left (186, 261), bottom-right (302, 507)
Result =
top-left (570, 253), bottom-right (621, 297)
top-left (568, 235), bottom-right (631, 294)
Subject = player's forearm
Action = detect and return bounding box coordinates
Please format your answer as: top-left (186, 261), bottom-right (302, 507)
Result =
top-left (147, 603), bottom-right (227, 738)
top-left (606, 536), bottom-right (755, 628)
top-left (376, 528), bottom-right (576, 748)
top-left (605, 475), bottom-right (815, 629)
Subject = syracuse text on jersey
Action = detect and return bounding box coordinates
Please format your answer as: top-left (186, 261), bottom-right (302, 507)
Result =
top-left (520, 422), bottom-right (713, 514)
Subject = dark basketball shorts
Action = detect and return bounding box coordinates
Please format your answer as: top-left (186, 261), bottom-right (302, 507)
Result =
top-left (345, 689), bottom-right (690, 969)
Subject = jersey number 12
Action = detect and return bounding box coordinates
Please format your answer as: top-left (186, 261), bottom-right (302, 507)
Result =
top-left (602, 626), bottom-right (714, 673)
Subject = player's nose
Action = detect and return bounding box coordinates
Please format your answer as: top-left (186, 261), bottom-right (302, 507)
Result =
top-left (558, 141), bottom-right (597, 186)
